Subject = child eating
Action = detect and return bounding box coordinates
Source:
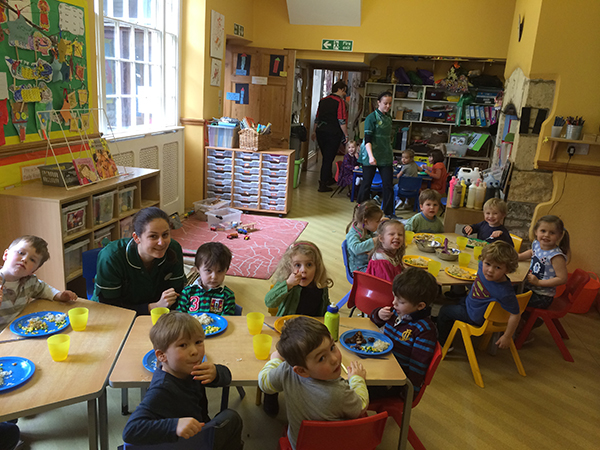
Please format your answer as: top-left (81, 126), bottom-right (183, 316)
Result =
top-left (404, 189), bottom-right (444, 233)
top-left (366, 219), bottom-right (406, 283)
top-left (463, 198), bottom-right (513, 245)
top-left (345, 200), bottom-right (383, 273)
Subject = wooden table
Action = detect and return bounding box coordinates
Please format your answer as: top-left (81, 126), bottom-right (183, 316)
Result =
top-left (0, 299), bottom-right (135, 450)
top-left (110, 316), bottom-right (413, 450)
top-left (350, 168), bottom-right (431, 202)
top-left (406, 232), bottom-right (530, 286)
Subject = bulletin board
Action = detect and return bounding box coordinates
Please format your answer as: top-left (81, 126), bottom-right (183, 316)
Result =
top-left (0, 0), bottom-right (95, 147)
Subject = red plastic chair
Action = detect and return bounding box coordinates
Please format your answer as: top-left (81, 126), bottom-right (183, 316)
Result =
top-left (347, 271), bottom-right (394, 317)
top-left (368, 343), bottom-right (442, 450)
top-left (330, 160), bottom-right (346, 197)
top-left (278, 411), bottom-right (388, 450)
top-left (515, 268), bottom-right (590, 362)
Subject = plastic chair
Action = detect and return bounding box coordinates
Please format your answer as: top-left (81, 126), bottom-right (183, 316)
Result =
top-left (120, 425), bottom-right (214, 449)
top-left (515, 269), bottom-right (590, 362)
top-left (441, 291), bottom-right (532, 388)
top-left (347, 271), bottom-right (394, 317)
top-left (370, 170), bottom-right (383, 195)
top-left (82, 247), bottom-right (103, 299)
top-left (396, 176), bottom-right (422, 212)
top-left (368, 343), bottom-right (443, 450)
top-left (330, 160), bottom-right (346, 198)
top-left (510, 233), bottom-right (523, 252)
top-left (278, 411), bottom-right (388, 450)
top-left (336, 240), bottom-right (354, 309)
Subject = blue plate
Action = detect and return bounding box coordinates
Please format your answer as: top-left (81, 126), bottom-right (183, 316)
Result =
top-left (10, 311), bottom-right (70, 337)
top-left (340, 329), bottom-right (394, 357)
top-left (0, 357), bottom-right (35, 392)
top-left (143, 350), bottom-right (206, 372)
top-left (190, 313), bottom-right (228, 337)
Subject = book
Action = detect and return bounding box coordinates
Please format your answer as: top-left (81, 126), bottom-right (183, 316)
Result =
top-left (464, 105), bottom-right (471, 125)
top-left (73, 157), bottom-right (99, 185)
top-left (485, 107), bottom-right (492, 126)
top-left (474, 107), bottom-right (481, 126)
top-left (479, 106), bottom-right (487, 127)
top-left (469, 106), bottom-right (476, 125)
top-left (92, 139), bottom-right (120, 179)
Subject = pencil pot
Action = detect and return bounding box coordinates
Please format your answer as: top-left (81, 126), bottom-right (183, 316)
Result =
top-left (551, 126), bottom-right (563, 138)
top-left (565, 125), bottom-right (582, 140)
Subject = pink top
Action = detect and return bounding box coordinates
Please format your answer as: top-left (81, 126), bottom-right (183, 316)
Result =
top-left (366, 252), bottom-right (404, 283)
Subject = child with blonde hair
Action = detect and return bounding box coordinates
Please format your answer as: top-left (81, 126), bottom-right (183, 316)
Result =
top-left (366, 220), bottom-right (405, 282)
top-left (463, 198), bottom-right (513, 245)
top-left (337, 140), bottom-right (359, 192)
top-left (345, 200), bottom-right (383, 273)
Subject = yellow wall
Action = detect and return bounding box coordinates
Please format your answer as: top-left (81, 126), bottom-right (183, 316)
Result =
top-left (503, 0), bottom-right (543, 79)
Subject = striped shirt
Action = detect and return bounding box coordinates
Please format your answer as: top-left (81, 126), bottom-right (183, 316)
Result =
top-left (176, 280), bottom-right (236, 315)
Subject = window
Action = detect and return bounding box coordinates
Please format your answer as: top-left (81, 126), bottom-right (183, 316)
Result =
top-left (99, 0), bottom-right (179, 134)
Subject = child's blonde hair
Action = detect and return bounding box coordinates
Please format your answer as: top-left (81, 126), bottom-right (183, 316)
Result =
top-left (345, 140), bottom-right (357, 154)
top-left (481, 241), bottom-right (519, 273)
top-left (484, 198), bottom-right (507, 216)
top-left (272, 241), bottom-right (333, 289)
top-left (370, 220), bottom-right (406, 261)
top-left (346, 200), bottom-right (383, 233)
top-left (150, 312), bottom-right (205, 351)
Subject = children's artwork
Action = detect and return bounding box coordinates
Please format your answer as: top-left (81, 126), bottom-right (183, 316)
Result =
top-left (8, 1), bottom-right (32, 21)
top-left (210, 58), bottom-right (221, 87)
top-left (10, 100), bottom-right (28, 142)
top-left (51, 57), bottom-right (63, 82)
top-left (59, 3), bottom-right (85, 36)
top-left (34, 101), bottom-right (52, 139)
top-left (0, 99), bottom-right (8, 146)
top-left (236, 53), bottom-right (251, 76)
top-left (7, 15), bottom-right (33, 50)
top-left (235, 83), bottom-right (249, 105)
top-left (73, 41), bottom-right (83, 58)
top-left (269, 55), bottom-right (285, 77)
top-left (33, 32), bottom-right (52, 55)
top-left (80, 113), bottom-right (89, 130)
top-left (58, 39), bottom-right (72, 62)
top-left (0, 5), bottom-right (7, 23)
top-left (0, 72), bottom-right (6, 99)
top-left (5, 57), bottom-right (53, 82)
top-left (210, 10), bottom-right (224, 60)
top-left (78, 89), bottom-right (88, 105)
top-left (73, 157), bottom-right (98, 185)
top-left (93, 140), bottom-right (119, 179)
top-left (10, 84), bottom-right (42, 103)
top-left (69, 116), bottom-right (79, 131)
top-left (68, 91), bottom-right (78, 109)
top-left (38, 0), bottom-right (50, 31)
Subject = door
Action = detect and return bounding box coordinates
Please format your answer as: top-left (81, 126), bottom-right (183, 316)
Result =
top-left (224, 46), bottom-right (296, 149)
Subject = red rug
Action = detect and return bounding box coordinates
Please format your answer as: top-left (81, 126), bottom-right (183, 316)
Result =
top-left (170, 214), bottom-right (308, 280)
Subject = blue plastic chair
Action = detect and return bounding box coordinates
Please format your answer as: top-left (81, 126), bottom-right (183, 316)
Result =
top-left (120, 425), bottom-right (214, 449)
top-left (337, 240), bottom-right (353, 309)
top-left (370, 170), bottom-right (383, 195)
top-left (82, 247), bottom-right (103, 299)
top-left (396, 176), bottom-right (423, 212)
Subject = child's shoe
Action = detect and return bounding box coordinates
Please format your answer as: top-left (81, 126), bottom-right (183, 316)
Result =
top-left (263, 392), bottom-right (279, 417)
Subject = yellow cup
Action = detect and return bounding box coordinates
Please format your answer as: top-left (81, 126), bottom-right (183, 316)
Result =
top-left (405, 231), bottom-right (414, 245)
top-left (253, 334), bottom-right (273, 360)
top-left (68, 307), bottom-right (89, 331)
top-left (456, 236), bottom-right (468, 251)
top-left (473, 246), bottom-right (483, 261)
top-left (459, 252), bottom-right (471, 268)
top-left (427, 260), bottom-right (441, 277)
top-left (434, 234), bottom-right (445, 244)
top-left (151, 307), bottom-right (170, 325)
top-left (246, 312), bottom-right (265, 335)
top-left (47, 335), bottom-right (70, 362)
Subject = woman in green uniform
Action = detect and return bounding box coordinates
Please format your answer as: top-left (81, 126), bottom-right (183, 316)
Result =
top-left (357, 91), bottom-right (395, 217)
top-left (92, 207), bottom-right (185, 315)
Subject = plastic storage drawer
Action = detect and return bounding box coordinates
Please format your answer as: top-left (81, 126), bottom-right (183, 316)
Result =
top-left (61, 200), bottom-right (88, 236)
top-left (118, 186), bottom-right (137, 213)
top-left (206, 183), bottom-right (231, 194)
top-left (207, 170), bottom-right (230, 180)
top-left (233, 193), bottom-right (259, 203)
top-left (233, 200), bottom-right (259, 209)
top-left (93, 191), bottom-right (116, 225)
top-left (120, 216), bottom-right (134, 239)
top-left (235, 152), bottom-right (260, 162)
top-left (206, 191), bottom-right (231, 201)
top-left (207, 163), bottom-right (232, 173)
top-left (234, 167), bottom-right (260, 176)
top-left (236, 181), bottom-right (260, 191)
top-left (260, 196), bottom-right (285, 207)
top-left (93, 225), bottom-right (115, 248)
top-left (207, 148), bottom-right (234, 159)
top-left (262, 202), bottom-right (285, 212)
top-left (208, 155), bottom-right (233, 166)
top-left (262, 167), bottom-right (287, 177)
top-left (262, 154), bottom-right (289, 164)
top-left (261, 174), bottom-right (287, 185)
top-left (234, 187), bottom-right (259, 197)
top-left (206, 176), bottom-right (230, 188)
top-left (262, 187), bottom-right (286, 198)
top-left (234, 159), bottom-right (260, 169)
top-left (262, 160), bottom-right (288, 170)
top-left (64, 238), bottom-right (90, 278)
top-left (234, 173), bottom-right (260, 183)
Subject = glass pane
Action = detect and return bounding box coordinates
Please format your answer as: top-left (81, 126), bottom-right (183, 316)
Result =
top-left (135, 63), bottom-right (145, 87)
top-left (120, 26), bottom-right (130, 59)
top-left (104, 22), bottom-right (115, 58)
top-left (105, 60), bottom-right (116, 95)
top-left (135, 29), bottom-right (145, 61)
top-left (148, 31), bottom-right (160, 64)
top-left (165, 0), bottom-right (179, 35)
top-left (106, 98), bottom-right (117, 129)
top-left (136, 98), bottom-right (145, 126)
top-left (103, 0), bottom-right (107, 16)
top-left (129, 0), bottom-right (138, 19)
top-left (122, 62), bottom-right (132, 94)
top-left (113, 0), bottom-right (124, 18)
top-left (122, 98), bottom-right (131, 128)
top-left (142, 0), bottom-right (153, 22)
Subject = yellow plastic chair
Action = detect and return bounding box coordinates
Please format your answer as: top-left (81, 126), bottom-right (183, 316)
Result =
top-left (441, 291), bottom-right (532, 388)
top-left (510, 233), bottom-right (523, 252)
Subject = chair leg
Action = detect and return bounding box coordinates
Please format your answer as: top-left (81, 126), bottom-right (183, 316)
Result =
top-left (408, 426), bottom-right (427, 450)
top-left (348, 306), bottom-right (356, 317)
top-left (460, 327), bottom-right (484, 388)
top-left (330, 185), bottom-right (342, 198)
top-left (515, 312), bottom-right (539, 349)
top-left (509, 340), bottom-right (527, 377)
top-left (544, 317), bottom-right (575, 362)
top-left (552, 318), bottom-right (569, 339)
top-left (441, 324), bottom-right (459, 359)
top-left (336, 290), bottom-right (351, 309)
top-left (255, 387), bottom-right (262, 406)
top-left (221, 386), bottom-right (230, 411)
top-left (236, 386), bottom-right (246, 400)
top-left (478, 333), bottom-right (493, 351)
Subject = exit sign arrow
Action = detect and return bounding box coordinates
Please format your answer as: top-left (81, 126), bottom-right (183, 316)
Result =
top-left (321, 39), bottom-right (353, 52)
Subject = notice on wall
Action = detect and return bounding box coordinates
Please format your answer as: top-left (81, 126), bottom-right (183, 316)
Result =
top-left (0, 72), bottom-right (8, 99)
top-left (252, 76), bottom-right (267, 85)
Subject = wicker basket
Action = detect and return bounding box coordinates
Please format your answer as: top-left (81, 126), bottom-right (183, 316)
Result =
top-left (239, 128), bottom-right (271, 151)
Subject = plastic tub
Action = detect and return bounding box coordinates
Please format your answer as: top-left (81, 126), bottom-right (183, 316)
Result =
top-left (207, 148), bottom-right (233, 159)
top-left (206, 208), bottom-right (242, 228)
top-left (193, 198), bottom-right (230, 221)
top-left (62, 200), bottom-right (88, 236)
top-left (570, 272), bottom-right (600, 314)
top-left (263, 154), bottom-right (289, 164)
top-left (120, 216), bottom-right (134, 239)
top-left (93, 191), bottom-right (117, 225)
top-left (118, 186), bottom-right (137, 213)
top-left (93, 225), bottom-right (115, 248)
top-left (445, 144), bottom-right (468, 157)
top-left (207, 125), bottom-right (239, 148)
top-left (64, 239), bottom-right (90, 278)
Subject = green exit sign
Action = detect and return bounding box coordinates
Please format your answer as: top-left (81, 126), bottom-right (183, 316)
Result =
top-left (321, 39), bottom-right (353, 52)
top-left (234, 23), bottom-right (244, 37)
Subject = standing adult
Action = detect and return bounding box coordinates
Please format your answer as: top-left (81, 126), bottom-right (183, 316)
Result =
top-left (92, 207), bottom-right (185, 315)
top-left (357, 91), bottom-right (395, 217)
top-left (312, 81), bottom-right (349, 192)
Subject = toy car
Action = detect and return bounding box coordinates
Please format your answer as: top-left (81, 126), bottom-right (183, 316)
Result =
top-left (227, 232), bottom-right (238, 239)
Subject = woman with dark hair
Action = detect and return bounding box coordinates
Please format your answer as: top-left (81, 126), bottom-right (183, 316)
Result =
top-left (357, 91), bottom-right (395, 217)
top-left (424, 148), bottom-right (448, 195)
top-left (312, 80), bottom-right (349, 192)
top-left (92, 207), bottom-right (185, 315)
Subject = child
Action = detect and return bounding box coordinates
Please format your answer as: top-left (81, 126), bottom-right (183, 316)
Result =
top-left (518, 215), bottom-right (569, 310)
top-left (265, 241), bottom-right (333, 317)
top-left (366, 220), bottom-right (405, 283)
top-left (0, 235), bottom-right (77, 331)
top-left (258, 316), bottom-right (368, 449)
top-left (369, 268), bottom-right (438, 396)
top-left (463, 198), bottom-right (513, 246)
top-left (423, 148), bottom-right (448, 195)
top-left (337, 140), bottom-right (359, 191)
top-left (437, 241), bottom-right (521, 348)
top-left (122, 312), bottom-right (243, 449)
top-left (404, 189), bottom-right (444, 233)
top-left (394, 149), bottom-right (420, 209)
top-left (175, 242), bottom-right (235, 315)
top-left (345, 200), bottom-right (383, 273)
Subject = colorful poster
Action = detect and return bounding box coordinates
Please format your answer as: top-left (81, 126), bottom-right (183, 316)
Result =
top-left (236, 53), bottom-right (251, 76)
top-left (59, 3), bottom-right (85, 35)
top-left (269, 55), bottom-right (285, 77)
top-left (210, 10), bottom-right (224, 60)
top-left (235, 83), bottom-right (249, 105)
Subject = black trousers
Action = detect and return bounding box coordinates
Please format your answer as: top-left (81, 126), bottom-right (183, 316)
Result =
top-left (316, 129), bottom-right (343, 184)
top-left (357, 165), bottom-right (394, 216)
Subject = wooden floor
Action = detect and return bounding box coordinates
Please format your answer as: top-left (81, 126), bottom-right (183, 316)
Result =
top-left (19, 159), bottom-right (600, 449)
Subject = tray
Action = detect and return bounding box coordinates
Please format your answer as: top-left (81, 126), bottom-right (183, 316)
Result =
top-left (340, 329), bottom-right (393, 357)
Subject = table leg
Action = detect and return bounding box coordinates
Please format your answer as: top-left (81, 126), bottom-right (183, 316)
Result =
top-left (98, 388), bottom-right (108, 450)
top-left (87, 399), bottom-right (98, 450)
top-left (141, 386), bottom-right (147, 399)
top-left (121, 388), bottom-right (129, 415)
top-left (220, 386), bottom-right (230, 411)
top-left (398, 379), bottom-right (413, 450)
top-left (351, 173), bottom-right (357, 202)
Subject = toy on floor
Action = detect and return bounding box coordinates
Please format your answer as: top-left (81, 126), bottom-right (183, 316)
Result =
top-left (227, 232), bottom-right (239, 239)
top-left (237, 223), bottom-right (259, 234)
top-left (244, 235), bottom-right (250, 240)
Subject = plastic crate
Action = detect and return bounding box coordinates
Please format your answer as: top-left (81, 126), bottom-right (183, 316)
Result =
top-left (64, 238), bottom-right (90, 278)
top-left (208, 125), bottom-right (239, 148)
top-left (206, 208), bottom-right (242, 229)
top-left (93, 225), bottom-right (115, 249)
top-left (208, 155), bottom-right (233, 166)
top-left (118, 186), bottom-right (137, 213)
top-left (404, 112), bottom-right (420, 121)
top-left (207, 148), bottom-right (233, 159)
top-left (193, 198), bottom-right (230, 221)
top-left (120, 216), bottom-right (134, 239)
top-left (39, 163), bottom-right (79, 187)
top-left (262, 154), bottom-right (289, 164)
top-left (62, 200), bottom-right (88, 236)
top-left (262, 174), bottom-right (287, 185)
top-left (445, 144), bottom-right (468, 157)
top-left (207, 163), bottom-right (232, 173)
top-left (93, 191), bottom-right (116, 225)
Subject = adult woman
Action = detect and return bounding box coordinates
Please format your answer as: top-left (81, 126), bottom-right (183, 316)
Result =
top-left (357, 91), bottom-right (395, 217)
top-left (92, 207), bottom-right (185, 315)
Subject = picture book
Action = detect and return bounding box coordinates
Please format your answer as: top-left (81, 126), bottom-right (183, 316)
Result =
top-left (91, 138), bottom-right (120, 179)
top-left (73, 157), bottom-right (99, 185)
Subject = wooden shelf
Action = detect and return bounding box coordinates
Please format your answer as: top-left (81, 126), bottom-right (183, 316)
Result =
top-left (546, 136), bottom-right (600, 161)
top-left (66, 269), bottom-right (83, 283)
top-left (63, 229), bottom-right (93, 244)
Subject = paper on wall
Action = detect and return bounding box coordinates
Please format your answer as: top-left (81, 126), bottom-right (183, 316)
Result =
top-left (59, 4), bottom-right (85, 36)
top-left (0, 73), bottom-right (8, 100)
top-left (8, 0), bottom-right (32, 22)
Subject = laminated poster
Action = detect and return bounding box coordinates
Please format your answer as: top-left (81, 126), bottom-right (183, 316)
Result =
top-left (269, 55), bottom-right (285, 77)
top-left (235, 83), bottom-right (249, 105)
top-left (236, 53), bottom-right (251, 76)
top-left (73, 157), bottom-right (98, 184)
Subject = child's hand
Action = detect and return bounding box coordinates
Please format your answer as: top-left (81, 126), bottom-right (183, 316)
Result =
top-left (286, 271), bottom-right (302, 289)
top-left (191, 361), bottom-right (217, 384)
top-left (396, 172), bottom-right (402, 179)
top-left (354, 165), bottom-right (360, 170)
top-left (156, 288), bottom-right (179, 308)
top-left (463, 226), bottom-right (473, 236)
top-left (378, 306), bottom-right (393, 321)
top-left (270, 350), bottom-right (283, 361)
top-left (176, 417), bottom-right (204, 439)
top-left (490, 230), bottom-right (503, 238)
top-left (348, 361), bottom-right (366, 380)
top-left (495, 333), bottom-right (512, 349)
top-left (54, 290), bottom-right (77, 303)
top-left (311, 132), bottom-right (317, 141)
top-left (526, 273), bottom-right (539, 286)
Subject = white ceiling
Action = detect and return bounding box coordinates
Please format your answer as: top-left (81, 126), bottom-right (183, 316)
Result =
top-left (286, 0), bottom-right (361, 26)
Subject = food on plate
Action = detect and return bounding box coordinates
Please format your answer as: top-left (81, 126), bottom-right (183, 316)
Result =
top-left (344, 332), bottom-right (390, 353)
top-left (414, 233), bottom-right (435, 241)
top-left (204, 325), bottom-right (221, 334)
top-left (0, 368), bottom-right (11, 387)
top-left (43, 312), bottom-right (67, 323)
top-left (344, 331), bottom-right (367, 345)
top-left (468, 238), bottom-right (487, 247)
top-left (405, 256), bottom-right (429, 267)
top-left (19, 317), bottom-right (48, 334)
top-left (195, 313), bottom-right (214, 325)
top-left (363, 339), bottom-right (390, 353)
top-left (447, 265), bottom-right (477, 280)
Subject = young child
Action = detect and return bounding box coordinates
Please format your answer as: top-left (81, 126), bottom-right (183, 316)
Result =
top-left (265, 241), bottom-right (333, 317)
top-left (0, 235), bottom-right (77, 331)
top-left (394, 149), bottom-right (420, 209)
top-left (345, 200), bottom-right (383, 273)
top-left (258, 316), bottom-right (368, 449)
top-left (175, 242), bottom-right (236, 315)
top-left (437, 241), bottom-right (521, 348)
top-left (423, 148), bottom-right (448, 195)
top-left (463, 198), bottom-right (513, 246)
top-left (369, 268), bottom-right (438, 397)
top-left (518, 215), bottom-right (569, 310)
top-left (404, 189), bottom-right (444, 233)
top-left (366, 220), bottom-right (405, 283)
top-left (122, 312), bottom-right (243, 449)
top-left (337, 140), bottom-right (359, 191)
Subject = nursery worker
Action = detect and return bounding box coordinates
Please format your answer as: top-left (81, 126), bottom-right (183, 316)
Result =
top-left (92, 207), bottom-right (185, 315)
